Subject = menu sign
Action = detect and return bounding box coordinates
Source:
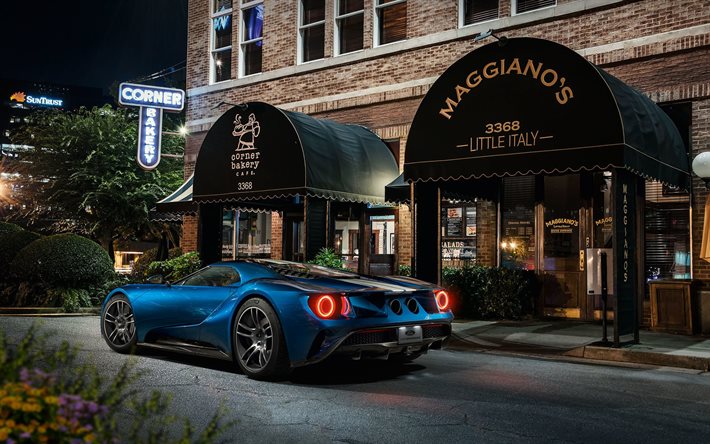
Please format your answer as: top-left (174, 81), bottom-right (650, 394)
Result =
top-left (446, 208), bottom-right (462, 236)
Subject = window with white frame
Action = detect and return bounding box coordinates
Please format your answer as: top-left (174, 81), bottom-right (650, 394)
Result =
top-left (513, 0), bottom-right (556, 15)
top-left (374, 0), bottom-right (407, 46)
top-left (211, 0), bottom-right (233, 83)
top-left (240, 0), bottom-right (263, 76)
top-left (299, 0), bottom-right (326, 63)
top-left (335, 0), bottom-right (364, 55)
top-left (460, 0), bottom-right (499, 26)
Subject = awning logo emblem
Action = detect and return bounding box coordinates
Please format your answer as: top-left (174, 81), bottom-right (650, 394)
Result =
top-left (233, 113), bottom-right (261, 151)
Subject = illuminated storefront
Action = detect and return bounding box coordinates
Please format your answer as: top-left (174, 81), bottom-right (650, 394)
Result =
top-left (401, 38), bottom-right (690, 338)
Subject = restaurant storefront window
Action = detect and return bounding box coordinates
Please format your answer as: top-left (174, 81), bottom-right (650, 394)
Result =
top-left (222, 209), bottom-right (271, 259)
top-left (645, 180), bottom-right (691, 281)
top-left (501, 176), bottom-right (535, 270)
top-left (441, 200), bottom-right (476, 269)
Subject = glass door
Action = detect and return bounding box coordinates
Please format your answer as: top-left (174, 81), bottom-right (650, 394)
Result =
top-left (541, 175), bottom-right (584, 318)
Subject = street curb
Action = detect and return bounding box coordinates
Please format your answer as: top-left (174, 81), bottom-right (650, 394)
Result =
top-left (0, 307), bottom-right (100, 316)
top-left (569, 346), bottom-right (710, 372)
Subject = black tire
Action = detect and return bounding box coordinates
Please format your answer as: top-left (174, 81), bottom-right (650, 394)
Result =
top-left (233, 297), bottom-right (291, 380)
top-left (101, 294), bottom-right (137, 353)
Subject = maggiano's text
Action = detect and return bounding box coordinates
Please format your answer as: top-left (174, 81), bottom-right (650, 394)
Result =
top-left (439, 58), bottom-right (574, 119)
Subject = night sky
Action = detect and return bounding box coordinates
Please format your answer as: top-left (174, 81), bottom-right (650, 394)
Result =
top-left (0, 0), bottom-right (188, 91)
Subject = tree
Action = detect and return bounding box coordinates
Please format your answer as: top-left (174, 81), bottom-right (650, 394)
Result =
top-left (8, 105), bottom-right (184, 259)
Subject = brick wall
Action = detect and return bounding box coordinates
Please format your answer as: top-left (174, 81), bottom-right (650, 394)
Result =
top-left (184, 0), bottom-right (710, 282)
top-left (692, 98), bottom-right (710, 289)
top-left (182, 214), bottom-right (199, 253)
top-left (270, 211), bottom-right (283, 259)
top-left (476, 200), bottom-right (498, 267)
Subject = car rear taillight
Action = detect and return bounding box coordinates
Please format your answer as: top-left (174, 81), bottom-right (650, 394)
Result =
top-left (308, 295), bottom-right (351, 319)
top-left (435, 290), bottom-right (450, 311)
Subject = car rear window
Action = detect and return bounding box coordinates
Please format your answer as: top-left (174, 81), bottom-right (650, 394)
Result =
top-left (249, 259), bottom-right (359, 279)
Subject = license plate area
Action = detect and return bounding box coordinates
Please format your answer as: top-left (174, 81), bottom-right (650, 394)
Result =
top-left (397, 325), bottom-right (423, 344)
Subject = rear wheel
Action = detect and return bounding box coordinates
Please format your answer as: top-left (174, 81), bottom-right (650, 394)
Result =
top-left (234, 298), bottom-right (290, 380)
top-left (101, 294), bottom-right (137, 353)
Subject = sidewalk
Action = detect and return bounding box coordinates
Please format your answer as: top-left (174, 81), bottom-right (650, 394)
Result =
top-left (450, 319), bottom-right (710, 371)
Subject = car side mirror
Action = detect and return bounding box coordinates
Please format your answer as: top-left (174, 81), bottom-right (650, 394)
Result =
top-left (146, 274), bottom-right (165, 284)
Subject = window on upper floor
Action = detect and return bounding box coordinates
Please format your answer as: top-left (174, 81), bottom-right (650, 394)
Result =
top-left (513, 0), bottom-right (556, 15)
top-left (211, 0), bottom-right (233, 83)
top-left (335, 0), bottom-right (364, 55)
top-left (374, 0), bottom-right (406, 47)
top-left (299, 0), bottom-right (326, 63)
top-left (240, 0), bottom-right (263, 76)
top-left (460, 0), bottom-right (499, 27)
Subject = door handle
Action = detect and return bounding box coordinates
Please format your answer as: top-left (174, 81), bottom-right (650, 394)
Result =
top-left (579, 249), bottom-right (585, 271)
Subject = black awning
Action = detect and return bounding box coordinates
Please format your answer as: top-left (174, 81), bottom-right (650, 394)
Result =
top-left (404, 37), bottom-right (690, 188)
top-left (385, 173), bottom-right (409, 203)
top-left (192, 102), bottom-right (399, 204)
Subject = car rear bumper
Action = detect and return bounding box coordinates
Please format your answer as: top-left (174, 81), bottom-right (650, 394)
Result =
top-left (290, 322), bottom-right (451, 367)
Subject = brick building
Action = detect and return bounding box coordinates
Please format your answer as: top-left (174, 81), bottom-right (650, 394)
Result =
top-left (180, 0), bottom-right (710, 327)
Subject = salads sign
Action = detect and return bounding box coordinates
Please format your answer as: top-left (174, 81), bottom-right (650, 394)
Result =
top-left (118, 83), bottom-right (185, 171)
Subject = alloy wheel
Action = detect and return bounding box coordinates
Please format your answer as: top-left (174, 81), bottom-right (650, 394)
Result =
top-left (235, 306), bottom-right (273, 371)
top-left (103, 299), bottom-right (136, 347)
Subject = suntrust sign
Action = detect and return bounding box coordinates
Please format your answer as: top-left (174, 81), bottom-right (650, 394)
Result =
top-left (118, 82), bottom-right (185, 171)
top-left (9, 91), bottom-right (64, 107)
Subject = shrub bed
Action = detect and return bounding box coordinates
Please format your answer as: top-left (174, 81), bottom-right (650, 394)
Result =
top-left (146, 251), bottom-right (201, 282)
top-left (443, 265), bottom-right (539, 320)
top-left (130, 247), bottom-right (182, 281)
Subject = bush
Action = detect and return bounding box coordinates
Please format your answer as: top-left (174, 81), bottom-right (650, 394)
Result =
top-left (397, 264), bottom-right (411, 276)
top-left (0, 221), bottom-right (22, 234)
top-left (46, 288), bottom-right (92, 312)
top-left (130, 247), bottom-right (182, 281)
top-left (308, 248), bottom-right (344, 269)
top-left (88, 274), bottom-right (130, 306)
top-left (0, 281), bottom-right (52, 307)
top-left (147, 252), bottom-right (201, 282)
top-left (443, 265), bottom-right (538, 320)
top-left (11, 234), bottom-right (114, 289)
top-left (0, 325), bottom-right (234, 442)
top-left (0, 229), bottom-right (42, 277)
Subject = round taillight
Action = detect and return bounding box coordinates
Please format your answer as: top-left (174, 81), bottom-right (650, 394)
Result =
top-left (435, 290), bottom-right (450, 311)
top-left (309, 295), bottom-right (338, 319)
top-left (340, 296), bottom-right (351, 316)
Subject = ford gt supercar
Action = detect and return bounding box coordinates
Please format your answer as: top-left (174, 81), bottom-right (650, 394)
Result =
top-left (100, 259), bottom-right (453, 380)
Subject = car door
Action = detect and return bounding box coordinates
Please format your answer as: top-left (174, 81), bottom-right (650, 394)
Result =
top-left (170, 265), bottom-right (241, 326)
top-left (137, 266), bottom-right (240, 329)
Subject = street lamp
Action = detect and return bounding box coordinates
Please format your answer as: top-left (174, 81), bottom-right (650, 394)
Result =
top-left (160, 125), bottom-right (188, 159)
top-left (692, 152), bottom-right (710, 189)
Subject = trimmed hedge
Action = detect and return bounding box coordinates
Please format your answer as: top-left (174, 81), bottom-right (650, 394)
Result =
top-left (11, 234), bottom-right (114, 288)
top-left (443, 265), bottom-right (539, 320)
top-left (0, 229), bottom-right (42, 275)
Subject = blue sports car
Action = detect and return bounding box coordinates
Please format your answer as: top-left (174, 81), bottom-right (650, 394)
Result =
top-left (100, 259), bottom-right (453, 380)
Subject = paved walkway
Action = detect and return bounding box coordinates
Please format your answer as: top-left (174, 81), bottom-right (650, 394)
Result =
top-left (451, 319), bottom-right (710, 371)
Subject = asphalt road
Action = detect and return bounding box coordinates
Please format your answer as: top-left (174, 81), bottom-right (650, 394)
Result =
top-left (2, 316), bottom-right (710, 443)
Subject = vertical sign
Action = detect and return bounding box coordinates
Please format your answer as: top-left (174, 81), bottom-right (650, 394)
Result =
top-left (118, 83), bottom-right (185, 171)
top-left (137, 107), bottom-right (163, 170)
top-left (612, 168), bottom-right (638, 344)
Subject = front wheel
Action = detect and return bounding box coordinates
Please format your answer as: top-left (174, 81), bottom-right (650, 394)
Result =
top-left (101, 294), bottom-right (137, 353)
top-left (233, 298), bottom-right (291, 380)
